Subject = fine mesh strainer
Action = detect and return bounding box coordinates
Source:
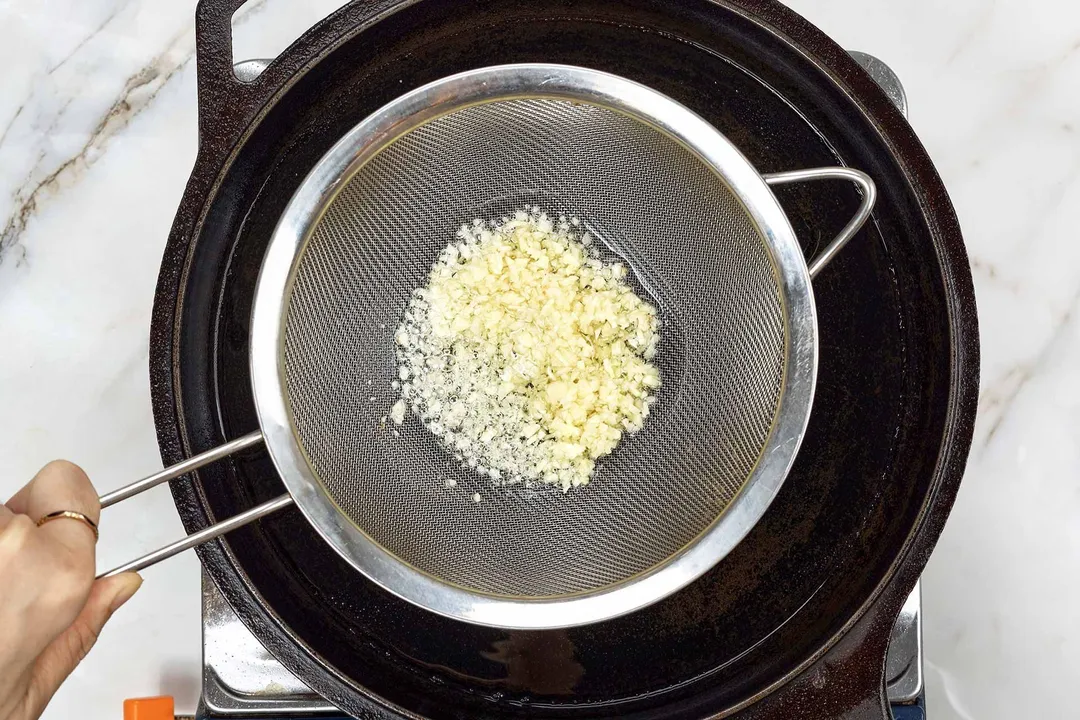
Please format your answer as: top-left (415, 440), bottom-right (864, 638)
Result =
top-left (98, 64), bottom-right (875, 629)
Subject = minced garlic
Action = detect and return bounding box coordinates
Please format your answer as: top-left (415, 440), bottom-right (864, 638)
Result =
top-left (393, 209), bottom-right (660, 490)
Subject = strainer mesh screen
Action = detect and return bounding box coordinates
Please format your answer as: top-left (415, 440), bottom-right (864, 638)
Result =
top-left (283, 98), bottom-right (785, 598)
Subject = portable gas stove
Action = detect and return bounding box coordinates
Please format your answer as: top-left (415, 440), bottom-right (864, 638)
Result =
top-left (186, 51), bottom-right (926, 720)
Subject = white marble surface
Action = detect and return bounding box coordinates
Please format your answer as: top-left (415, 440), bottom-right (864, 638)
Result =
top-left (0, 1), bottom-right (1075, 718)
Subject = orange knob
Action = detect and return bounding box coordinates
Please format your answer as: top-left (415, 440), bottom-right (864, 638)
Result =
top-left (123, 696), bottom-right (174, 720)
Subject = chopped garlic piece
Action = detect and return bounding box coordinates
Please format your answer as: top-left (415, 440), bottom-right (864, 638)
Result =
top-left (389, 399), bottom-right (406, 426)
top-left (391, 209), bottom-right (660, 490)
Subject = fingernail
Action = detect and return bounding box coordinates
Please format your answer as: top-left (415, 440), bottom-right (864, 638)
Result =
top-left (108, 572), bottom-right (143, 613)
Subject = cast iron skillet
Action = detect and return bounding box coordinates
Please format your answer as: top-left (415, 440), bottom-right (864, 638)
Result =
top-left (151, 0), bottom-right (978, 717)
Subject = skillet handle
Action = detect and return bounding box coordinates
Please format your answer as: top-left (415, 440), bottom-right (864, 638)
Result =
top-left (763, 167), bottom-right (877, 279)
top-left (95, 431), bottom-right (293, 578)
top-left (193, 0), bottom-right (254, 141)
top-left (192, 0), bottom-right (362, 148)
top-left (192, 0), bottom-right (291, 150)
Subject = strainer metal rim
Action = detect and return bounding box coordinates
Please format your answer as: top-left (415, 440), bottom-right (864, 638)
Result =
top-left (249, 64), bottom-right (817, 629)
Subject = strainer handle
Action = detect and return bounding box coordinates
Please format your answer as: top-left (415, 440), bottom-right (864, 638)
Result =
top-left (762, 167), bottom-right (878, 279)
top-left (95, 431), bottom-right (295, 578)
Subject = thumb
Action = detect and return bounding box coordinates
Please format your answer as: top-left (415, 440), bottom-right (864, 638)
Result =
top-left (25, 573), bottom-right (143, 714)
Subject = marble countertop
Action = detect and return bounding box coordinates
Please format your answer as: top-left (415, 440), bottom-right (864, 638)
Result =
top-left (1, 1), bottom-right (1075, 718)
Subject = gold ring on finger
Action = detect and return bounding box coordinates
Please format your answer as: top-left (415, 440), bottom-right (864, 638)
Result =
top-left (36, 510), bottom-right (99, 542)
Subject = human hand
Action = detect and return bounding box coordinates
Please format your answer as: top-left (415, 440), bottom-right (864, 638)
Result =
top-left (0, 460), bottom-right (142, 720)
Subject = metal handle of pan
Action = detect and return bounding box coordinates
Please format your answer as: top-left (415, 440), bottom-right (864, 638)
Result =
top-left (763, 167), bottom-right (877, 279)
top-left (95, 431), bottom-right (294, 578)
